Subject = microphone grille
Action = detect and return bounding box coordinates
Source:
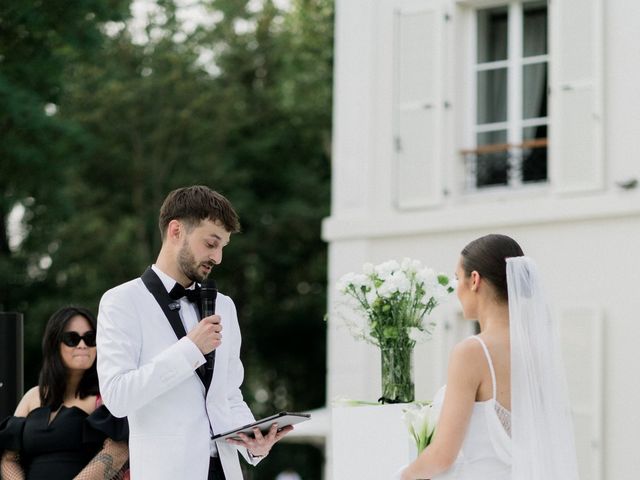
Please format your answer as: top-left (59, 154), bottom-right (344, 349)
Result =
top-left (201, 279), bottom-right (217, 293)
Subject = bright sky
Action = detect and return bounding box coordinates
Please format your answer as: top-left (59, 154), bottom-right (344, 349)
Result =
top-left (7, 203), bottom-right (26, 251)
top-left (126, 0), bottom-right (292, 43)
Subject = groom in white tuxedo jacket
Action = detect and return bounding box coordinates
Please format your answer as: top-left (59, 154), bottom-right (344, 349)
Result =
top-left (97, 186), bottom-right (291, 479)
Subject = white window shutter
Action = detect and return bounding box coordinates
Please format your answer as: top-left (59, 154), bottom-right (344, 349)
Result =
top-left (558, 307), bottom-right (604, 480)
top-left (550, 0), bottom-right (604, 193)
top-left (393, 1), bottom-right (444, 209)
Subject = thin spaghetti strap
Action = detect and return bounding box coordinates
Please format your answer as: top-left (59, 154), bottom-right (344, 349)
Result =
top-left (471, 336), bottom-right (497, 400)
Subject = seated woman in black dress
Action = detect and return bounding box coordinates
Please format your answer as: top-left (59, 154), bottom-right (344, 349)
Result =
top-left (0, 306), bottom-right (128, 480)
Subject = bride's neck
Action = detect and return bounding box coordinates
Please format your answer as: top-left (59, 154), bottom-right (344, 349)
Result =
top-left (477, 301), bottom-right (509, 333)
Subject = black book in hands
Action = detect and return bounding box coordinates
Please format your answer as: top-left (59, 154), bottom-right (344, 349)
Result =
top-left (211, 412), bottom-right (311, 441)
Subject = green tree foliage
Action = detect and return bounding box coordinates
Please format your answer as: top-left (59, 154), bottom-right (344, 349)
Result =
top-left (2, 0), bottom-right (332, 478)
top-left (202, 0), bottom-right (332, 413)
top-left (0, 0), bottom-right (130, 379)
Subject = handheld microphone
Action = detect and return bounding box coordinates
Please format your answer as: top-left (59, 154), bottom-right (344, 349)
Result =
top-left (200, 279), bottom-right (218, 372)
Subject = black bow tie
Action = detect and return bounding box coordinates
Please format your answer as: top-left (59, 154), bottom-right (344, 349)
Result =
top-left (169, 283), bottom-right (201, 303)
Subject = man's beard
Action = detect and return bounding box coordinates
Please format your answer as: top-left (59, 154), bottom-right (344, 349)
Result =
top-left (178, 241), bottom-right (212, 284)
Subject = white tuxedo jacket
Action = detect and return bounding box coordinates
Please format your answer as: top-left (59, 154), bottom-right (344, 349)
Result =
top-left (97, 276), bottom-right (259, 479)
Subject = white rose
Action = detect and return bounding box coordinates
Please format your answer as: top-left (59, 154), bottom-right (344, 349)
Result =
top-left (375, 259), bottom-right (400, 280)
top-left (378, 280), bottom-right (396, 298)
top-left (417, 267), bottom-right (438, 289)
top-left (352, 273), bottom-right (371, 289)
top-left (401, 257), bottom-right (422, 274)
top-left (392, 271), bottom-right (411, 293)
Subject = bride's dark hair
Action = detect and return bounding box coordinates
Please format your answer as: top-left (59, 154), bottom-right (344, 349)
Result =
top-left (461, 234), bottom-right (524, 301)
top-left (39, 306), bottom-right (99, 410)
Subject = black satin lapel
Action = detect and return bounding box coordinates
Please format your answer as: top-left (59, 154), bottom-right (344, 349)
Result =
top-left (140, 267), bottom-right (187, 339)
top-left (140, 268), bottom-right (209, 389)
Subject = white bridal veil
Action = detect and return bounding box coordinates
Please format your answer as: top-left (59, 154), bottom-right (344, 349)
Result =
top-left (507, 257), bottom-right (580, 480)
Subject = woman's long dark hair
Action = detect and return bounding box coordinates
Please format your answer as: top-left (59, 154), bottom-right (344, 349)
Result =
top-left (38, 306), bottom-right (99, 410)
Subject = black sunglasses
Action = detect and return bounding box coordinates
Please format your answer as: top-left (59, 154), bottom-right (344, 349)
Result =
top-left (61, 331), bottom-right (96, 347)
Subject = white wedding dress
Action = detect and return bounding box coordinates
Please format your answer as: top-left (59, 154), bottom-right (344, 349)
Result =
top-left (432, 336), bottom-right (511, 480)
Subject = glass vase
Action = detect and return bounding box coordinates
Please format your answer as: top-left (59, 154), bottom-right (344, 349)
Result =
top-left (379, 342), bottom-right (414, 404)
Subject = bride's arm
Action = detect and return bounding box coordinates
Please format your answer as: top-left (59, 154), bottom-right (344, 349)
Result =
top-left (400, 339), bottom-right (482, 480)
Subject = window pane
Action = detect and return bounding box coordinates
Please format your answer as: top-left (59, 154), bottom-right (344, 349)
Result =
top-left (478, 130), bottom-right (507, 147)
top-left (476, 130), bottom-right (509, 187)
top-left (522, 63), bottom-right (548, 119)
top-left (523, 2), bottom-right (548, 57)
top-left (522, 125), bottom-right (547, 183)
top-left (477, 68), bottom-right (508, 124)
top-left (477, 7), bottom-right (508, 63)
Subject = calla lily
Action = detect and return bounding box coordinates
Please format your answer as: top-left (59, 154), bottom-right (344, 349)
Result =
top-left (402, 402), bottom-right (440, 453)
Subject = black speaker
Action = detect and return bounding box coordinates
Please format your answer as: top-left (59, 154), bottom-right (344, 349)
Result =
top-left (0, 312), bottom-right (24, 419)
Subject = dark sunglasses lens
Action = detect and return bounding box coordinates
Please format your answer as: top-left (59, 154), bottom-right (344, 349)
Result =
top-left (83, 331), bottom-right (96, 347)
top-left (61, 332), bottom-right (81, 346)
top-left (61, 332), bottom-right (96, 347)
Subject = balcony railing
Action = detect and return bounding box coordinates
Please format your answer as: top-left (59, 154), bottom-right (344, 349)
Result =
top-left (461, 138), bottom-right (548, 190)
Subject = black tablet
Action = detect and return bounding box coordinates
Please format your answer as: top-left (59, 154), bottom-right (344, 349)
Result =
top-left (212, 412), bottom-right (311, 441)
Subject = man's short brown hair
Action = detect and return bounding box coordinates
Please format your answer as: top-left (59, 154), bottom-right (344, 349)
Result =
top-left (158, 186), bottom-right (241, 241)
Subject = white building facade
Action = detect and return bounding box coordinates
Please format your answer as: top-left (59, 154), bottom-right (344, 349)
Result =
top-left (323, 1), bottom-right (640, 479)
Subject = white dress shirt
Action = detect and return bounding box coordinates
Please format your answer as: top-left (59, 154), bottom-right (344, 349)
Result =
top-left (151, 264), bottom-right (200, 334)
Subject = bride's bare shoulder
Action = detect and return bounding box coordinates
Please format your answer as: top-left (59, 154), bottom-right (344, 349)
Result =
top-left (449, 337), bottom-right (486, 365)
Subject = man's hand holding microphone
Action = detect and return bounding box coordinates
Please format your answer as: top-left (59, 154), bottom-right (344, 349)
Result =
top-left (187, 314), bottom-right (222, 354)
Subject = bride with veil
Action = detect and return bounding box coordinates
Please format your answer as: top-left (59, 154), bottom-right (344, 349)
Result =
top-left (395, 234), bottom-right (580, 480)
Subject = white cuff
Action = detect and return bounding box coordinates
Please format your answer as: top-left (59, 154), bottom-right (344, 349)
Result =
top-left (248, 450), bottom-right (267, 460)
top-left (178, 336), bottom-right (206, 370)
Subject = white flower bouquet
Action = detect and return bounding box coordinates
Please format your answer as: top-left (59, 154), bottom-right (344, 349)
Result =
top-left (336, 258), bottom-right (455, 403)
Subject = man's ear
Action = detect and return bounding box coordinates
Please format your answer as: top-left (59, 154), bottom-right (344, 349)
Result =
top-left (166, 219), bottom-right (182, 243)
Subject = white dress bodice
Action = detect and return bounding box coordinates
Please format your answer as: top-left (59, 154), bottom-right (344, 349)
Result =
top-left (433, 336), bottom-right (512, 480)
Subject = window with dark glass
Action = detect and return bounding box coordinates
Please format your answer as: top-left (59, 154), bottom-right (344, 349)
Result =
top-left (465, 1), bottom-right (548, 190)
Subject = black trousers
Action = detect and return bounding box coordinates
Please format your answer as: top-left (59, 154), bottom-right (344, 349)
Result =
top-left (208, 456), bottom-right (226, 480)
